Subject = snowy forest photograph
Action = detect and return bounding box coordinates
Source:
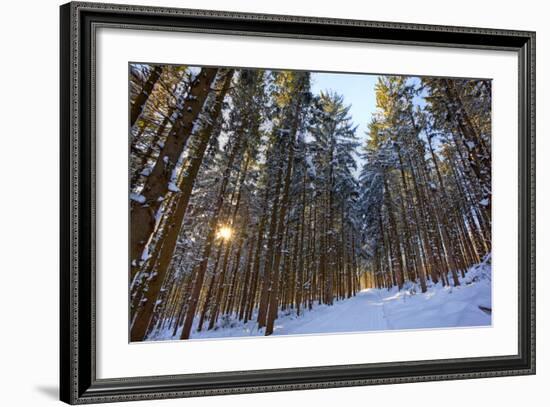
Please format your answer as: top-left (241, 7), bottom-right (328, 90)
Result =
top-left (129, 63), bottom-right (492, 343)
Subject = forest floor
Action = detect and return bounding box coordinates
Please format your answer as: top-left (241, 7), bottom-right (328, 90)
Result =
top-left (147, 254), bottom-right (492, 341)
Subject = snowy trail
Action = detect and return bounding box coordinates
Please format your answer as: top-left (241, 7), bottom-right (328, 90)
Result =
top-left (147, 256), bottom-right (491, 341)
top-left (275, 290), bottom-right (388, 335)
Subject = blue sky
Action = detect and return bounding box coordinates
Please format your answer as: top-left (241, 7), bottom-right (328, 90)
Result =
top-left (311, 71), bottom-right (379, 175)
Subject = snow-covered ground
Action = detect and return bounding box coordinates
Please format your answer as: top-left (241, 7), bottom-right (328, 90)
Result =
top-left (147, 255), bottom-right (491, 341)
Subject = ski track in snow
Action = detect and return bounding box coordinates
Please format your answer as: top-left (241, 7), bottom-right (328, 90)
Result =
top-left (275, 290), bottom-right (388, 335)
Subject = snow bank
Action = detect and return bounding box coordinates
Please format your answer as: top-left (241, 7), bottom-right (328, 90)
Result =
top-left (382, 254), bottom-right (491, 330)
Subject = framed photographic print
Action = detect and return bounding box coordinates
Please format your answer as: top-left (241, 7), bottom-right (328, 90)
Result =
top-left (60, 1), bottom-right (536, 404)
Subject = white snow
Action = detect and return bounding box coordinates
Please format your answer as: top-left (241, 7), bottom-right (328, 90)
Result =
top-left (140, 245), bottom-right (151, 262)
top-left (188, 67), bottom-right (202, 81)
top-left (168, 182), bottom-right (181, 193)
top-left (380, 257), bottom-right (491, 330)
top-left (147, 255), bottom-right (491, 341)
top-left (130, 193), bottom-right (146, 204)
top-left (479, 198), bottom-right (490, 207)
top-left (140, 167), bottom-right (152, 176)
top-left (305, 155), bottom-right (316, 177)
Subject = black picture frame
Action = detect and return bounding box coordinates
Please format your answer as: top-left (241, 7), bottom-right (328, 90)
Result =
top-left (60, 1), bottom-right (536, 404)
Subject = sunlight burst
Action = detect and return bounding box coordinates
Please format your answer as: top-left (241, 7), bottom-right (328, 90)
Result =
top-left (216, 226), bottom-right (233, 240)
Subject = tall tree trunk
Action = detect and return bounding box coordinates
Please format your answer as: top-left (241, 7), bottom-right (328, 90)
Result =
top-left (295, 171), bottom-right (307, 315)
top-left (131, 65), bottom-right (163, 128)
top-left (383, 174), bottom-right (404, 289)
top-left (197, 243), bottom-right (223, 332)
top-left (265, 95), bottom-right (304, 335)
top-left (256, 161), bottom-right (283, 328)
top-left (130, 107), bottom-right (177, 191)
top-left (130, 68), bottom-right (219, 280)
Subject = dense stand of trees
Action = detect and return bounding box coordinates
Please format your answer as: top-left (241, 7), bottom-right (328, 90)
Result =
top-left (129, 64), bottom-right (491, 341)
top-left (359, 77), bottom-right (491, 293)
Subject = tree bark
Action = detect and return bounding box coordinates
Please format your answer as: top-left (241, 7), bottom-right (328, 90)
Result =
top-left (130, 68), bottom-right (218, 280)
top-left (130, 65), bottom-right (163, 128)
